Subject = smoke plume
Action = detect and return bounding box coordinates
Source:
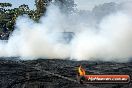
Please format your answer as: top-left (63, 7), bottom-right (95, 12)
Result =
top-left (0, 2), bottom-right (132, 62)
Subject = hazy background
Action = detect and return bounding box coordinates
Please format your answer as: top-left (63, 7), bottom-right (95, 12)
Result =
top-left (0, 0), bottom-right (131, 10)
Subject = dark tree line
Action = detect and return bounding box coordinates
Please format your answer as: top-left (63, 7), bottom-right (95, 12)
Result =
top-left (0, 3), bottom-right (12, 7)
top-left (0, 0), bottom-right (75, 36)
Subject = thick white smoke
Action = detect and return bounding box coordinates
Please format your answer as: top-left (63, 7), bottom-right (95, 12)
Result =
top-left (71, 12), bottom-right (132, 62)
top-left (0, 5), bottom-right (71, 59)
top-left (0, 2), bottom-right (132, 62)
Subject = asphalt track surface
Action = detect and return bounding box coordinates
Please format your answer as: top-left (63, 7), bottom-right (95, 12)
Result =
top-left (0, 57), bottom-right (132, 88)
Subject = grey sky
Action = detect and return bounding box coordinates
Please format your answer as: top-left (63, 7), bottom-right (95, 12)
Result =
top-left (75, 0), bottom-right (131, 10)
top-left (0, 0), bottom-right (131, 10)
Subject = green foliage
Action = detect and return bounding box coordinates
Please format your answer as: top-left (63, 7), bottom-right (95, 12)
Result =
top-left (35, 0), bottom-right (52, 20)
top-left (0, 3), bottom-right (12, 7)
top-left (0, 0), bottom-right (76, 33)
top-left (0, 0), bottom-right (51, 32)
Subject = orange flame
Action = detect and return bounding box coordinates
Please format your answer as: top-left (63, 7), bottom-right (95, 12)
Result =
top-left (78, 65), bottom-right (86, 76)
